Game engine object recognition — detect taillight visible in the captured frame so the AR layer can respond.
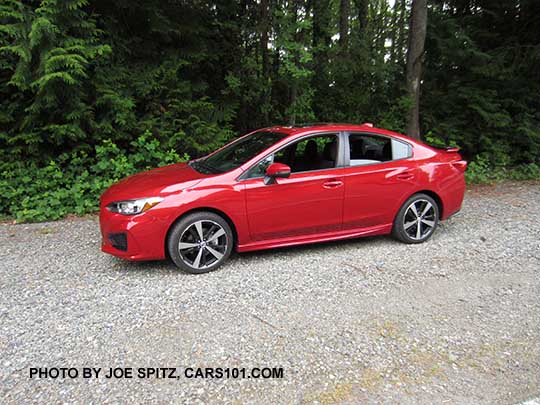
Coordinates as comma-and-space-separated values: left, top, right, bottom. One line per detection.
452, 160, 468, 172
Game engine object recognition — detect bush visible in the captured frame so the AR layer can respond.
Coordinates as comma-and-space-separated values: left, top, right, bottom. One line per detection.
464, 154, 498, 184
421, 135, 540, 184
0, 132, 189, 222
465, 154, 540, 184
2, 130, 539, 222
507, 163, 540, 181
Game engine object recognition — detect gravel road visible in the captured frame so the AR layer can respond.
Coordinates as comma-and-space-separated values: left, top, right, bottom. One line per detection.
1, 182, 539, 404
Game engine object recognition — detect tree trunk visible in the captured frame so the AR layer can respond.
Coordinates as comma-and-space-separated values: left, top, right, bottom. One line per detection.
260, 0, 270, 78
354, 0, 369, 33
397, 0, 407, 63
389, 0, 399, 63
339, 0, 350, 48
260, 0, 270, 125
375, 1, 388, 60
289, 1, 299, 126
405, 0, 427, 139
312, 0, 331, 119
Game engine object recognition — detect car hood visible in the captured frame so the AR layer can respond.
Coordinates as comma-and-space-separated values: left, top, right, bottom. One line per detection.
101, 162, 207, 204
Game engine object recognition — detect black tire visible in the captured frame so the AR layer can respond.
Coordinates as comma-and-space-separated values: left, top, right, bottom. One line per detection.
392, 193, 439, 244
167, 211, 233, 274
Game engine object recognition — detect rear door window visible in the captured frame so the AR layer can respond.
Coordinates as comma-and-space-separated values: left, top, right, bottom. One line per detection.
348, 133, 411, 166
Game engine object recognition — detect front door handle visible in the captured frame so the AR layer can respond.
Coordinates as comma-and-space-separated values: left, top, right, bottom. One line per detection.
323, 179, 344, 189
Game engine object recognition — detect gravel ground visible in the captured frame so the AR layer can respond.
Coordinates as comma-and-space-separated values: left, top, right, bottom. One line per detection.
1, 182, 539, 404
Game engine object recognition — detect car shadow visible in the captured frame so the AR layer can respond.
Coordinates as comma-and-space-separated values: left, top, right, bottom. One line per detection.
109, 234, 398, 275
237, 234, 396, 260
109, 257, 180, 275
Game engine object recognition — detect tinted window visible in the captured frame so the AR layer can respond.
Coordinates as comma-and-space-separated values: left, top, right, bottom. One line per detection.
192, 131, 288, 174
246, 134, 338, 178
348, 134, 411, 166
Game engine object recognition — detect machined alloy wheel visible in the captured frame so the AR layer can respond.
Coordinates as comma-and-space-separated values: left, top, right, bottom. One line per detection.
393, 193, 439, 244
168, 212, 233, 273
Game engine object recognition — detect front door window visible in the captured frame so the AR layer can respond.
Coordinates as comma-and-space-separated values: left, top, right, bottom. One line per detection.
246, 133, 338, 178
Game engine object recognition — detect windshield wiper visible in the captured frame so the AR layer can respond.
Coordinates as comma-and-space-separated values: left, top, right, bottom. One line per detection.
191, 159, 221, 174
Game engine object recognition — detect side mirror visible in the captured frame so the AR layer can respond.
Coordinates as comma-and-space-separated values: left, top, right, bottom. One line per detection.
264, 163, 291, 185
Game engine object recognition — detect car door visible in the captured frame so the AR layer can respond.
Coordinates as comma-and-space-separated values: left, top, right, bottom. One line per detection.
342, 132, 418, 230
241, 133, 345, 242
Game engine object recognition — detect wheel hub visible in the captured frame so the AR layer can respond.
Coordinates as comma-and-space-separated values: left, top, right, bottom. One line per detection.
403, 199, 436, 241
178, 220, 228, 270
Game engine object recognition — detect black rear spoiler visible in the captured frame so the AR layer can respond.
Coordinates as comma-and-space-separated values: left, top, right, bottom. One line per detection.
425, 142, 460, 153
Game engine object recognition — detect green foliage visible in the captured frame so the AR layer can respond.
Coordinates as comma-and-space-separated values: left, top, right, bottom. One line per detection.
273, 2, 315, 124
424, 131, 460, 149
423, 0, 540, 168
0, 132, 188, 222
465, 155, 540, 184
464, 154, 500, 184
1, 0, 539, 222
508, 164, 540, 181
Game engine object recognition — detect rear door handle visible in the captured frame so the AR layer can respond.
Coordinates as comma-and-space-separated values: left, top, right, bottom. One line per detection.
396, 171, 414, 181
323, 179, 343, 189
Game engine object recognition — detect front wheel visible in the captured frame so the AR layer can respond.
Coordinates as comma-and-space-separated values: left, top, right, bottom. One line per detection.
392, 193, 439, 244
167, 212, 233, 274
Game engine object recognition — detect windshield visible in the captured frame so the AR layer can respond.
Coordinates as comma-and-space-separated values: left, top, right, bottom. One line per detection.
191, 131, 288, 174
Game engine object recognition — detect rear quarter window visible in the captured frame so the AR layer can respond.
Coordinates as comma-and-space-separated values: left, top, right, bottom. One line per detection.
391, 139, 412, 160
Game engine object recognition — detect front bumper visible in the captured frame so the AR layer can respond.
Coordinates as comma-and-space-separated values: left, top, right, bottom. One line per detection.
99, 207, 168, 261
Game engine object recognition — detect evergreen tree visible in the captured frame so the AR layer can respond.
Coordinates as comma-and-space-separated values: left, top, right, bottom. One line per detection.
0, 0, 539, 221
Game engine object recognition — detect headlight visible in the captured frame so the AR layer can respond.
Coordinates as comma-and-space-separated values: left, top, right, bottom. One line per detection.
107, 197, 164, 215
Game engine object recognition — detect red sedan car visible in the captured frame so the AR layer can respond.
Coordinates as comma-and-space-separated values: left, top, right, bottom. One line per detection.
100, 123, 467, 273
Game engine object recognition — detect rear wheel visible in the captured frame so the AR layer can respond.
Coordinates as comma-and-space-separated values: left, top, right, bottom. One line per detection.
167, 212, 233, 274
392, 193, 439, 244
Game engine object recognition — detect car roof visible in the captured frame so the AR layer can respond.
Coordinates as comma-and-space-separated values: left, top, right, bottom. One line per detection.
259, 123, 418, 144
